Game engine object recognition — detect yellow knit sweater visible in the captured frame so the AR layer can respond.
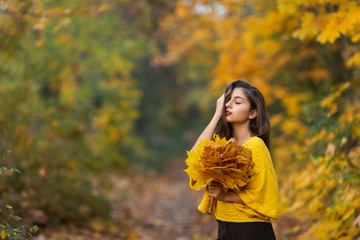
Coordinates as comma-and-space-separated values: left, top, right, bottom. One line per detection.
197, 136, 279, 223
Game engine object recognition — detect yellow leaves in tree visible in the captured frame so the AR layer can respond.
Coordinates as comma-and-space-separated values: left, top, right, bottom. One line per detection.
281, 1, 360, 45
175, 1, 192, 18
1, 230, 7, 240
185, 134, 254, 213
292, 12, 319, 40
277, 0, 298, 16
316, 14, 342, 44
164, 0, 360, 238
320, 81, 350, 117
346, 52, 360, 67
35, 38, 46, 47
351, 32, 360, 42
283, 94, 308, 117
98, 4, 108, 13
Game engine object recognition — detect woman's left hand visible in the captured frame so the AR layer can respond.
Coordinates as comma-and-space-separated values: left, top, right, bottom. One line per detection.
208, 181, 226, 201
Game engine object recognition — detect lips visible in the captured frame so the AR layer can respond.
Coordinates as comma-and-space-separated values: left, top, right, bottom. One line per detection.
225, 111, 232, 116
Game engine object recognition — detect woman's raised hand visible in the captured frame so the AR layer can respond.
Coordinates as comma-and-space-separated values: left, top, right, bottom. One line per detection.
190, 91, 230, 151
215, 91, 230, 117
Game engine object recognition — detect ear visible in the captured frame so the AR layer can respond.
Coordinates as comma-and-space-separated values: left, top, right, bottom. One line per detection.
249, 109, 257, 119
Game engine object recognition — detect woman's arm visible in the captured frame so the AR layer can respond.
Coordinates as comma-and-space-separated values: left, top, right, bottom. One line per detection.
191, 113, 221, 151
208, 181, 244, 204
223, 190, 245, 204
191, 93, 227, 151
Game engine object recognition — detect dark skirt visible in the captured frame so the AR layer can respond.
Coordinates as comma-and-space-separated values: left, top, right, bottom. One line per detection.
217, 220, 276, 240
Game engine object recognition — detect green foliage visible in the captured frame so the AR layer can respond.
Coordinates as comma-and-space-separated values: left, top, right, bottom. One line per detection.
0, 167, 38, 240
0, 0, 154, 225
0, 0, 190, 228
4, 0, 359, 238
0, 204, 39, 240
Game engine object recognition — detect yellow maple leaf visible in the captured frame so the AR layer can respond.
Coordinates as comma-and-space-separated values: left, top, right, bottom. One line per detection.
184, 134, 254, 191
0, 231, 6, 240
351, 33, 360, 43
346, 52, 360, 67
317, 27, 340, 44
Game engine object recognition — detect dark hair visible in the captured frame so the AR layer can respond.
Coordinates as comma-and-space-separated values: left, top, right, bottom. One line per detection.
214, 80, 271, 150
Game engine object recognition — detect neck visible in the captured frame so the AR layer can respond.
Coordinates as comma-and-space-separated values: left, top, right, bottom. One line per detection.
232, 122, 253, 146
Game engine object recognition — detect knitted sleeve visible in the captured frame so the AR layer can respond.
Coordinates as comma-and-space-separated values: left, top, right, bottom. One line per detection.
235, 138, 279, 219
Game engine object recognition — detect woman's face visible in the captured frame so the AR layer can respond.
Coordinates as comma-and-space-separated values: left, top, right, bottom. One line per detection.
225, 87, 257, 124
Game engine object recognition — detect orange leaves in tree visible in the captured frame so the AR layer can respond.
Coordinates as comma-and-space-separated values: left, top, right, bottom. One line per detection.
185, 134, 254, 214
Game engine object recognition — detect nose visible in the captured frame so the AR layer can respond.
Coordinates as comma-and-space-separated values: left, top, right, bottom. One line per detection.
225, 100, 231, 108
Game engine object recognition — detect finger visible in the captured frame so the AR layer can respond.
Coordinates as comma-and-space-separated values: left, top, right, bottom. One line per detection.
211, 181, 222, 187
208, 190, 216, 195
218, 93, 224, 101
209, 186, 219, 192
225, 90, 231, 97
209, 183, 219, 189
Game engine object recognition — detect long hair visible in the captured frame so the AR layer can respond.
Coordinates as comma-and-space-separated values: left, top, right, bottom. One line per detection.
214, 80, 271, 150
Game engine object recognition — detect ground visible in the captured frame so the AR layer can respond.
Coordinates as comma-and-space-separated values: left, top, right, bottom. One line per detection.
33, 158, 300, 240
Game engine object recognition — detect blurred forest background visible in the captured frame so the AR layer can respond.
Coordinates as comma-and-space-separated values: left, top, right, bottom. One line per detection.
0, 0, 359, 239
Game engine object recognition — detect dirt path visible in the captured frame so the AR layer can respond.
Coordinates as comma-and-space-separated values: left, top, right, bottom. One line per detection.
109, 158, 218, 239
33, 158, 299, 239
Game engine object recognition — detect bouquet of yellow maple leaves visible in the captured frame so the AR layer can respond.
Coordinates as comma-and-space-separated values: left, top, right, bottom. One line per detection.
185, 134, 254, 214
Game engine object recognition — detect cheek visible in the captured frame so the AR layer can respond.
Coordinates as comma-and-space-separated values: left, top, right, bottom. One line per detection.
235, 105, 250, 113
232, 106, 251, 119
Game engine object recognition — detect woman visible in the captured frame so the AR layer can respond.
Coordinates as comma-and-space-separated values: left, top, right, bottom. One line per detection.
191, 80, 279, 240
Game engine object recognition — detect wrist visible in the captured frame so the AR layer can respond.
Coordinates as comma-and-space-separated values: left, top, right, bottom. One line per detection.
213, 112, 222, 120
223, 190, 244, 204
216, 193, 226, 201
222, 192, 230, 202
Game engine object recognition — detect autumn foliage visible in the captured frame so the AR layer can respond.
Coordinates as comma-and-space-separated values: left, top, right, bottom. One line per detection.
185, 135, 254, 192
0, 0, 157, 226
185, 135, 254, 213
157, 0, 360, 238
0, 0, 359, 238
